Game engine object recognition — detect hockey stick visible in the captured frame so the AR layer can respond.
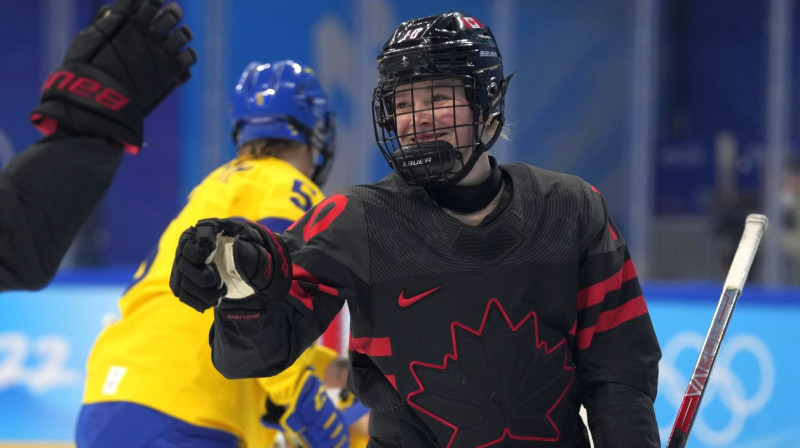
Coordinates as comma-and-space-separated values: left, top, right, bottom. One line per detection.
666, 213, 768, 448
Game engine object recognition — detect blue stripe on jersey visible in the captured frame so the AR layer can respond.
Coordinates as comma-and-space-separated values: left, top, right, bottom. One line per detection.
76, 402, 240, 447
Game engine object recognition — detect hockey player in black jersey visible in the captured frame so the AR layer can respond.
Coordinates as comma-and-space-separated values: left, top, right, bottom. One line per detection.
171, 11, 661, 448
0, 0, 195, 291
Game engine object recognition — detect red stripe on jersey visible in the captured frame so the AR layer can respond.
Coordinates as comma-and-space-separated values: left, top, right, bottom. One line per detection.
31, 114, 58, 136
289, 281, 313, 310
319, 284, 338, 296
568, 320, 576, 336
588, 186, 617, 240
293, 264, 339, 297
576, 295, 648, 350
596, 295, 648, 332
608, 224, 618, 241
576, 328, 592, 351
350, 335, 393, 357
577, 259, 637, 310
386, 374, 397, 391
289, 264, 314, 309
288, 264, 340, 310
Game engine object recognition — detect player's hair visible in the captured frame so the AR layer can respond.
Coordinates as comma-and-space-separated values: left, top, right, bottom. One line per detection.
237, 138, 306, 159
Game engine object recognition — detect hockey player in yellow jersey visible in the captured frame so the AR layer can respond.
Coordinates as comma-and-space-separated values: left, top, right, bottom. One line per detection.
76, 60, 367, 448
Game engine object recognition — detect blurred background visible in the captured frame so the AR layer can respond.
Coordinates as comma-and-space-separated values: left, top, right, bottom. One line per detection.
1, 0, 799, 446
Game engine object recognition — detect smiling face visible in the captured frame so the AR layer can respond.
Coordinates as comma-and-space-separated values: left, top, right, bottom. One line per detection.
393, 78, 475, 156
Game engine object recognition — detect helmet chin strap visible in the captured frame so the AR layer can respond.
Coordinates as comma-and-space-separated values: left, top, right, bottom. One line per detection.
424, 156, 503, 213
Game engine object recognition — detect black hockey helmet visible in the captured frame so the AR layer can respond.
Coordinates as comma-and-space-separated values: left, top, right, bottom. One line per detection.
372, 11, 508, 186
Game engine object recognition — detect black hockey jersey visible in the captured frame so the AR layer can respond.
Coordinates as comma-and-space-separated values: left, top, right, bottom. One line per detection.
0, 133, 123, 291
211, 163, 662, 447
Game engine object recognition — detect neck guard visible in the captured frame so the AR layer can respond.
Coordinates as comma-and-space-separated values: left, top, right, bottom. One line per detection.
424, 157, 503, 213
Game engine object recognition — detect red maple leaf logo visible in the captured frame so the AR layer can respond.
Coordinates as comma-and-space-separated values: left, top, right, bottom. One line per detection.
407, 298, 575, 447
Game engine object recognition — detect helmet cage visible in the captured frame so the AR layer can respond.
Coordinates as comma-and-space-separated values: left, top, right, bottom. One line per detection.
374, 74, 497, 186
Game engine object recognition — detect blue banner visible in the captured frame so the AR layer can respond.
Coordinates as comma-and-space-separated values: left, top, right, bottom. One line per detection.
1, 281, 799, 446
0, 284, 122, 441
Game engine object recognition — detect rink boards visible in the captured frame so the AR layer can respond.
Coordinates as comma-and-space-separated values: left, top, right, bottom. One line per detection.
0, 274, 798, 448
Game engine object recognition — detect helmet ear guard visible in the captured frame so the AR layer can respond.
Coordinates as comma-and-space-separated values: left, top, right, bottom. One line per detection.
478, 71, 514, 148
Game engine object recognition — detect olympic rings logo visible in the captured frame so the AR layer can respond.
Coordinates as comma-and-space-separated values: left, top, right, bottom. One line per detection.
658, 332, 775, 446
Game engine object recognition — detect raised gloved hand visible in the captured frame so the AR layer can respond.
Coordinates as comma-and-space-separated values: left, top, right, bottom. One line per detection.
262, 369, 351, 448
30, 0, 196, 153
170, 218, 292, 312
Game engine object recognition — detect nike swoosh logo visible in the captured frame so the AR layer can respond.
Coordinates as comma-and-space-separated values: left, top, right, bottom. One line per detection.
398, 286, 442, 307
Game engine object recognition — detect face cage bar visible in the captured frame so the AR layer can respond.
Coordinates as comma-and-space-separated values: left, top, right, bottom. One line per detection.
372, 74, 491, 186
308, 112, 336, 186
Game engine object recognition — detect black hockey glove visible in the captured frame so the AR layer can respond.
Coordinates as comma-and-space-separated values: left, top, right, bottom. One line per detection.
170, 218, 293, 313
30, 0, 196, 153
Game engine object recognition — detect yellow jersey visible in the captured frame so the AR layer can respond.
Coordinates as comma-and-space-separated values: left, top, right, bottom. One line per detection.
82, 156, 325, 447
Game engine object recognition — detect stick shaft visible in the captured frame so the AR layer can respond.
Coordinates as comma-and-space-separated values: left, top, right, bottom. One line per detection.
666, 214, 768, 448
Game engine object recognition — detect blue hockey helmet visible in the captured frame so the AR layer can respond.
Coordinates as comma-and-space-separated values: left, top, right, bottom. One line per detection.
229, 60, 335, 186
